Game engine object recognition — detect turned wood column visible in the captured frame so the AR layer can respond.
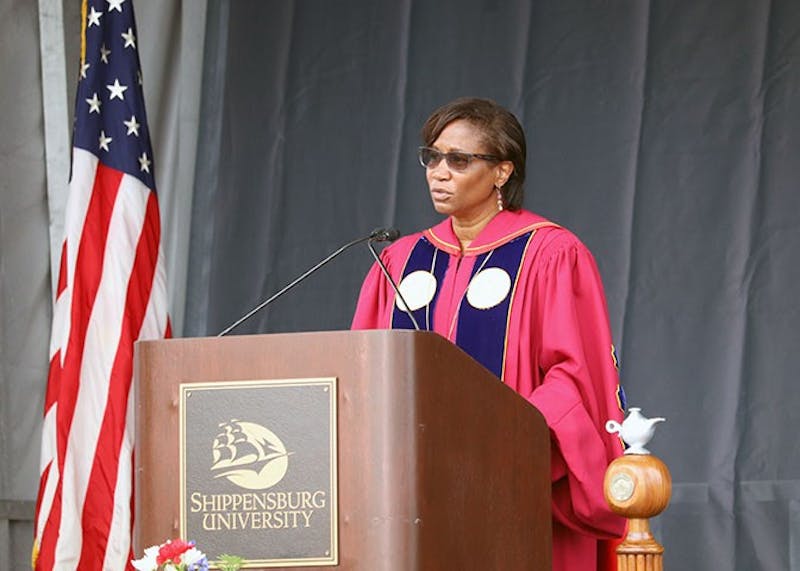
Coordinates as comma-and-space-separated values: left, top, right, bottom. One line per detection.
603, 407, 672, 571
604, 452, 671, 571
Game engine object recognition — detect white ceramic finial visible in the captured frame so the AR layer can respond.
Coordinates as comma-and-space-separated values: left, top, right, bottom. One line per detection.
605, 407, 666, 455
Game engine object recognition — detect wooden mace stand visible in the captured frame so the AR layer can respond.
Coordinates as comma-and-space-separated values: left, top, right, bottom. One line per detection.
604, 453, 672, 571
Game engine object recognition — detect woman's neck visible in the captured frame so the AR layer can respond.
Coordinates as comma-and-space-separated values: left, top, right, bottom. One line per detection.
451, 208, 500, 252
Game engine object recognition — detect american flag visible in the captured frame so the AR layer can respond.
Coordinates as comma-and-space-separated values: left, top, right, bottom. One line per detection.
33, 0, 169, 569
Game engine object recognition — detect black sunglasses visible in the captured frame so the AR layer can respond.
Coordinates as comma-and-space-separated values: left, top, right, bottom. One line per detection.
418, 146, 501, 172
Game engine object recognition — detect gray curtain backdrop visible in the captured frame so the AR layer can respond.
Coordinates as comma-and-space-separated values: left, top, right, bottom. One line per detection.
0, 2, 52, 565
186, 1, 800, 569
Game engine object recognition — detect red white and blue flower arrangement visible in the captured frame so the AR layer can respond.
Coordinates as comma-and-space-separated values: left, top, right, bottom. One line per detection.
132, 539, 244, 571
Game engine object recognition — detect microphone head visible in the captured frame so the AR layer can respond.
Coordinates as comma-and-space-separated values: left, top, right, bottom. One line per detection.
370, 228, 401, 242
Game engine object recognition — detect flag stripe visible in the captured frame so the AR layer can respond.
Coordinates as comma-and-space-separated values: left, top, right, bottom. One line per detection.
36, 386, 60, 538
100, 388, 135, 571
57, 241, 68, 297
53, 162, 127, 567
140, 225, 169, 341
43, 352, 62, 428
57, 168, 149, 565
35, 455, 55, 538
58, 160, 123, 468
78, 187, 160, 569
38, 158, 122, 570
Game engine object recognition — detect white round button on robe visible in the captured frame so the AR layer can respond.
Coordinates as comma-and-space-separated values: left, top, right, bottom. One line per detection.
396, 270, 437, 312
466, 267, 512, 310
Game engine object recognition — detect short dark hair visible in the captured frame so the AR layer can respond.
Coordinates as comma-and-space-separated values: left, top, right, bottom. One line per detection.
421, 97, 526, 211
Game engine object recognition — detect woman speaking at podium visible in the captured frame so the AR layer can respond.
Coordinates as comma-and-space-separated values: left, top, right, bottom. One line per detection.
352, 97, 626, 570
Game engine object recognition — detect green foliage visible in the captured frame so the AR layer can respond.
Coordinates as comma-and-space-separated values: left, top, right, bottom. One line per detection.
216, 554, 245, 571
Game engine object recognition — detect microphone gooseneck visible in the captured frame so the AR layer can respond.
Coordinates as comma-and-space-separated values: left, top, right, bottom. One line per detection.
217, 228, 401, 336
366, 240, 421, 331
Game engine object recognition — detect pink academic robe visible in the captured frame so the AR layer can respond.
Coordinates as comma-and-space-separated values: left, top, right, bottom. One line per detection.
352, 209, 626, 571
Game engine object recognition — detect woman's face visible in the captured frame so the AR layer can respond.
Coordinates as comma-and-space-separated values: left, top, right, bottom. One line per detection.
425, 120, 512, 221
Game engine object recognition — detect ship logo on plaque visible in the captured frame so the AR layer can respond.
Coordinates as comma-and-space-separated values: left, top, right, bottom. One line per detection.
211, 419, 291, 490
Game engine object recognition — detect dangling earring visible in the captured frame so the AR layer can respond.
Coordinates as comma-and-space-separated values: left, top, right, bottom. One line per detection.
495, 185, 504, 212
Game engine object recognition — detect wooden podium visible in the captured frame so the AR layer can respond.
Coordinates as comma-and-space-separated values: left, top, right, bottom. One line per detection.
134, 330, 551, 569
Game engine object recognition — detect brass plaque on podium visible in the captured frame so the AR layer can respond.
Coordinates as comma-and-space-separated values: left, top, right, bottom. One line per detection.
179, 378, 338, 567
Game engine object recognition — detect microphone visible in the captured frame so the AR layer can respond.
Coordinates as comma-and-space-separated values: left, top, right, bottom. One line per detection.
371, 228, 400, 242
217, 228, 400, 336
366, 240, 421, 331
